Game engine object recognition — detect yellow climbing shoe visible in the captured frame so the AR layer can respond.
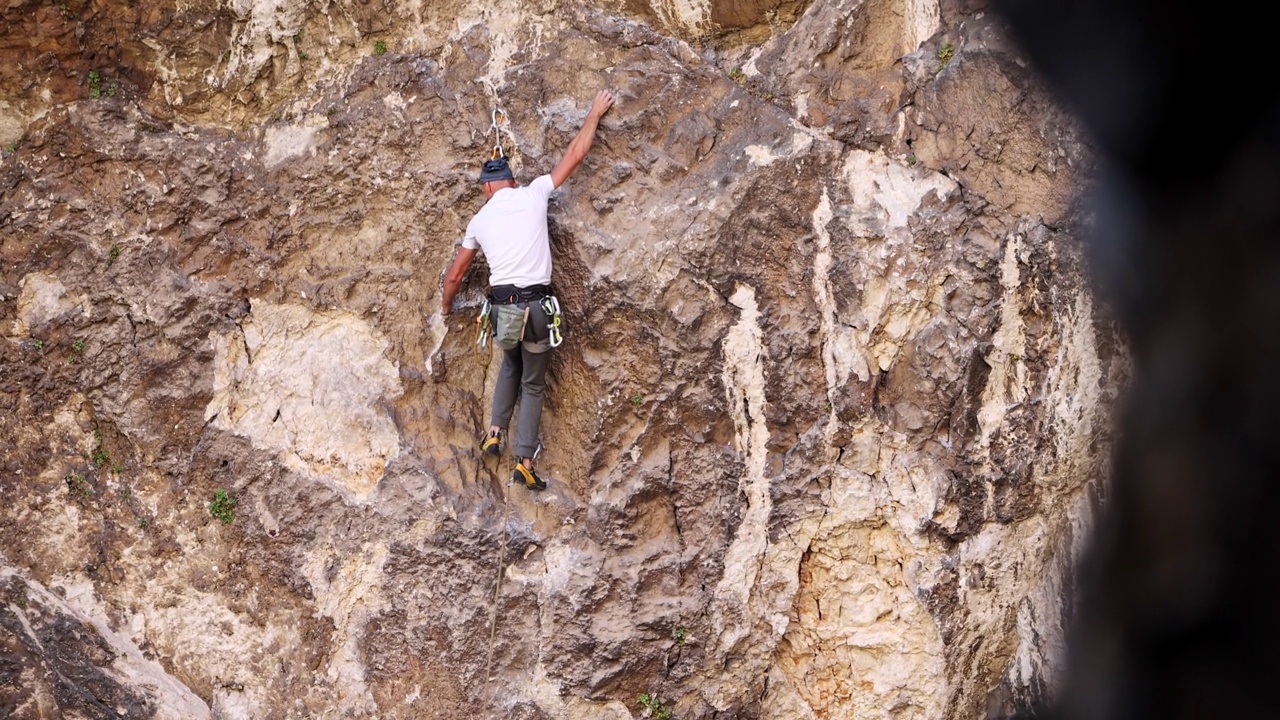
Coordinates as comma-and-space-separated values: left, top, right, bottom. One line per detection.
481, 430, 502, 457
513, 462, 546, 491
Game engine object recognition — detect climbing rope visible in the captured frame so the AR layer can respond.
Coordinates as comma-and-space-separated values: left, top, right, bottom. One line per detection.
482, 467, 513, 687
478, 104, 518, 688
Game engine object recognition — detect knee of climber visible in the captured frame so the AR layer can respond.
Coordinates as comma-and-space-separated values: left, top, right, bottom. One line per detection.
521, 377, 546, 397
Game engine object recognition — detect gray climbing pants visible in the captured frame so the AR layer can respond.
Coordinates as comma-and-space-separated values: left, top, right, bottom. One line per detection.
490, 299, 552, 459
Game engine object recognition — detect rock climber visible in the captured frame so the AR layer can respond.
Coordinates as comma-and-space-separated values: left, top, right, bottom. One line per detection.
440, 88, 615, 491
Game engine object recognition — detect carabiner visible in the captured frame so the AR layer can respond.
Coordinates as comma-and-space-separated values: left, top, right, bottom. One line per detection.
540, 296, 563, 348
490, 108, 507, 159
476, 298, 492, 349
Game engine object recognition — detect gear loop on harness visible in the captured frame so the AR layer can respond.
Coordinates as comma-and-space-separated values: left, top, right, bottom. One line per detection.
540, 296, 563, 348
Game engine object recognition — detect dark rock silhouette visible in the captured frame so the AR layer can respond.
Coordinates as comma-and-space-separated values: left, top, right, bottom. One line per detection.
996, 1, 1280, 717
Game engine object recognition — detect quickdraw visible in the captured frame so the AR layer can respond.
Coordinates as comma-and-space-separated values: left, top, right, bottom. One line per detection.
540, 296, 563, 348
489, 108, 506, 160
476, 297, 492, 349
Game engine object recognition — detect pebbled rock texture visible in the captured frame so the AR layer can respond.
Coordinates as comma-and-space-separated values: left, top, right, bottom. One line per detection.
1, 0, 1124, 718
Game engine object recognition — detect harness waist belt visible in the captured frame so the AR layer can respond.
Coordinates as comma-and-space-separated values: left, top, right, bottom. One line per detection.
490, 284, 553, 304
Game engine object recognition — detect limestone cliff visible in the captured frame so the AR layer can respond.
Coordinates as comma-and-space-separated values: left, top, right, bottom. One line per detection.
0, 1, 1123, 718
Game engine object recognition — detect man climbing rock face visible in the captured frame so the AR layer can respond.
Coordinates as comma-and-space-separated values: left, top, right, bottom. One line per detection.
441, 88, 615, 491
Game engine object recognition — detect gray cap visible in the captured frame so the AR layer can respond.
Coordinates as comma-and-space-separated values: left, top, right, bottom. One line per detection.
479, 157, 514, 182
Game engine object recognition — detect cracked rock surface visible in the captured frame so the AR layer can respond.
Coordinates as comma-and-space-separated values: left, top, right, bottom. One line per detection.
1, 0, 1124, 718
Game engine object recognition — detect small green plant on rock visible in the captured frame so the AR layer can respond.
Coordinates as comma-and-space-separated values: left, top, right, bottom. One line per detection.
107, 243, 121, 266
728, 67, 746, 86
629, 393, 644, 406
91, 431, 109, 468
675, 627, 687, 646
65, 473, 91, 498
374, 40, 387, 56
24, 337, 43, 351
638, 693, 672, 720
67, 338, 85, 364
938, 42, 954, 68
210, 488, 237, 524
87, 70, 118, 99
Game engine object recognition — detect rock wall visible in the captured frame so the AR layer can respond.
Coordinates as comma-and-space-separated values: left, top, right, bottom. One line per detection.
0, 1, 1124, 718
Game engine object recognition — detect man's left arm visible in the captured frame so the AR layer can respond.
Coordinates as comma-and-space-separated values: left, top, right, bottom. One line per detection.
550, 89, 615, 189
441, 247, 477, 315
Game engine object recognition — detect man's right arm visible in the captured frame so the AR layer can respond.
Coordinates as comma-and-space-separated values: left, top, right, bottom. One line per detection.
550, 89, 615, 188
441, 246, 477, 316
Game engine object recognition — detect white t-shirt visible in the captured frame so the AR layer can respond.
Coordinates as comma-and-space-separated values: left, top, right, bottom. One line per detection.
462, 174, 555, 287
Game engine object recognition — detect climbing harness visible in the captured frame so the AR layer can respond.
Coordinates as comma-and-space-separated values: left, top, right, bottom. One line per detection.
540, 296, 563, 348
489, 108, 506, 159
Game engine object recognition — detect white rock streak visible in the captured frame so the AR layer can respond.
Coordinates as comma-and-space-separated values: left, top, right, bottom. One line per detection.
211, 0, 306, 92
654, 0, 711, 33
300, 541, 389, 716
904, 0, 941, 52
712, 283, 771, 653
844, 149, 955, 236
745, 127, 817, 167
1047, 290, 1103, 475
0, 568, 212, 720
840, 150, 957, 380
205, 300, 403, 502
424, 312, 447, 376
452, 2, 545, 94
811, 187, 859, 402
977, 235, 1030, 445
262, 116, 328, 169
12, 272, 79, 335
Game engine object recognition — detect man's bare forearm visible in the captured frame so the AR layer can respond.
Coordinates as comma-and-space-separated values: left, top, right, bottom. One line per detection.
441, 247, 477, 315
551, 89, 615, 187
564, 113, 602, 166
441, 276, 463, 315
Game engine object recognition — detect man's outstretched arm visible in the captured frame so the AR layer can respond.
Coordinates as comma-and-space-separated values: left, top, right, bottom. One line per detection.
441, 247, 477, 316
550, 89, 615, 188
